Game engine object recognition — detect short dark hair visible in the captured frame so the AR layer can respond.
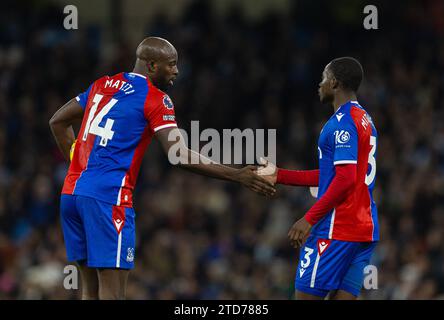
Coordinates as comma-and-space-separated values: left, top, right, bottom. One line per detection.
328, 57, 364, 92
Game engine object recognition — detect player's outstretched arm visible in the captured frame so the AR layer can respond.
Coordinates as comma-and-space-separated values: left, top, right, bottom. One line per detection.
256, 157, 319, 187
155, 127, 276, 197
49, 98, 84, 161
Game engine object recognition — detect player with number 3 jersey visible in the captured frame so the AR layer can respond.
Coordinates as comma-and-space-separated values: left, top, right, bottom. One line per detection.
258, 57, 378, 300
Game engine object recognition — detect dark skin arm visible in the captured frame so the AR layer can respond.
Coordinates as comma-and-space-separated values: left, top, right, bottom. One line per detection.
155, 127, 276, 197
49, 100, 276, 196
49, 98, 84, 161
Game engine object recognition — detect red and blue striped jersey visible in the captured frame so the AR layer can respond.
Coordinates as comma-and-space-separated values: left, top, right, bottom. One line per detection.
62, 72, 177, 207
311, 101, 379, 242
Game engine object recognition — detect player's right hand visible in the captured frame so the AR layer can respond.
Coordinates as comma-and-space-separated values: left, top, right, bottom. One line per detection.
255, 157, 277, 185
237, 165, 276, 197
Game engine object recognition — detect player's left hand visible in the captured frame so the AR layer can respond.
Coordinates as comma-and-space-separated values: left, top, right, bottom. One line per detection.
288, 217, 312, 248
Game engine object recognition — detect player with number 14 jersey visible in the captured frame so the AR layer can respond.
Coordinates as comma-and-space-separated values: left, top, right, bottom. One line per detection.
50, 37, 276, 299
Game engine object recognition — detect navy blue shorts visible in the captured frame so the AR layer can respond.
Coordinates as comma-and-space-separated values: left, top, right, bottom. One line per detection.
60, 194, 135, 269
295, 235, 377, 298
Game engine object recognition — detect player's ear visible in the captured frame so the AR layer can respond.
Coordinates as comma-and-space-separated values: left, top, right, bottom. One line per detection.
147, 61, 157, 73
331, 77, 339, 90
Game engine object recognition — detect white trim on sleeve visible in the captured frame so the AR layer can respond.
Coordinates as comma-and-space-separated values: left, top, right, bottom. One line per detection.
153, 123, 177, 132
75, 96, 80, 101
333, 160, 357, 165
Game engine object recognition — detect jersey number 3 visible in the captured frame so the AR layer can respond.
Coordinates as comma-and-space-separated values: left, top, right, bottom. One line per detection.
365, 136, 377, 186
82, 94, 117, 146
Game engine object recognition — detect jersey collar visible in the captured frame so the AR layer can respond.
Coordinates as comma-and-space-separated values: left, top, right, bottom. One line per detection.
128, 72, 147, 79
335, 100, 359, 114
127, 72, 155, 87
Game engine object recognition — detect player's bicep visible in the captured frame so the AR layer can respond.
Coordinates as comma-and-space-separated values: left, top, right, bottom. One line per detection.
332, 121, 358, 165
155, 127, 187, 158
49, 98, 84, 126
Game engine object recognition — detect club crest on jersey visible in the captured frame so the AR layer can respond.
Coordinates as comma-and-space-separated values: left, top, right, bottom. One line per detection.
334, 130, 350, 144
317, 239, 331, 256
163, 95, 174, 110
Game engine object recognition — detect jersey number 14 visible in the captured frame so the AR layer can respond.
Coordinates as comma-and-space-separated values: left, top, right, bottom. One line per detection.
82, 94, 117, 146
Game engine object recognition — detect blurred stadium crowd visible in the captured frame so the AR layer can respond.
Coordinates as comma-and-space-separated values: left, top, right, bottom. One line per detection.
1, 0, 444, 299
